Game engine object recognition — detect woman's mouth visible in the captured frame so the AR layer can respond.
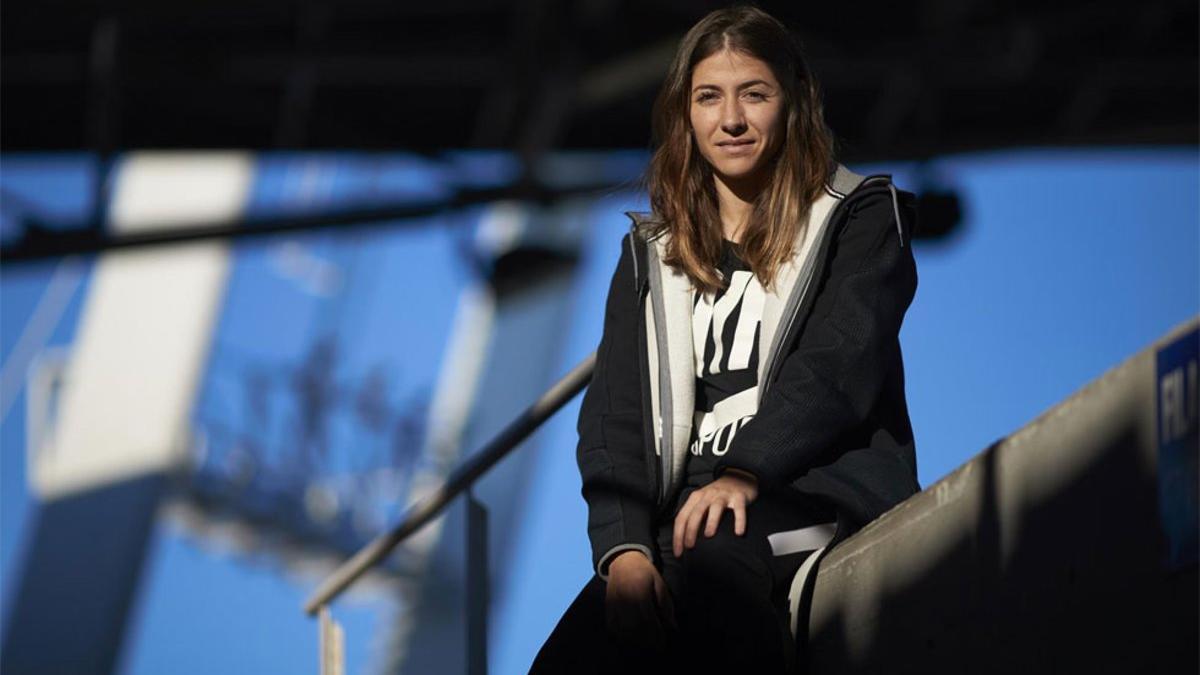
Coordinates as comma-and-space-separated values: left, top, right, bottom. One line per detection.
717, 139, 755, 155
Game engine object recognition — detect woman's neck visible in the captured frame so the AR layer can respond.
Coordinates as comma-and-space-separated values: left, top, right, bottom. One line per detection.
713, 171, 766, 244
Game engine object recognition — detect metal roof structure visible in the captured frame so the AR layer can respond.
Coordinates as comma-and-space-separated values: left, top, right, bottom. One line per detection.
3, 0, 1197, 160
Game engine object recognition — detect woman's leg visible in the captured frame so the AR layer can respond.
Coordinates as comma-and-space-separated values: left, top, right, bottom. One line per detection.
658, 489, 836, 674
530, 574, 676, 675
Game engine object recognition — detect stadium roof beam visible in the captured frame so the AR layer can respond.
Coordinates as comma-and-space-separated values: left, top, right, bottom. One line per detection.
1, 0, 1194, 154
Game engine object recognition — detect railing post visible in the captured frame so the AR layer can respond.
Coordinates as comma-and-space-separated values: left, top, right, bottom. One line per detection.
465, 488, 488, 675
302, 354, 596, 672
318, 605, 345, 675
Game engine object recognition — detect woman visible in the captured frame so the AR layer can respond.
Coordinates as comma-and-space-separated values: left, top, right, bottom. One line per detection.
532, 6, 919, 674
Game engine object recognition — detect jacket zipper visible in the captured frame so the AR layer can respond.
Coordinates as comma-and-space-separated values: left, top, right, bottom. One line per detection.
758, 224, 838, 400
758, 182, 896, 400
625, 176, 900, 508
628, 229, 666, 509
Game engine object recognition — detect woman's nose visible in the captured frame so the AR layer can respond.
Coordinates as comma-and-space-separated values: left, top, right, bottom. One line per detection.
721, 102, 747, 135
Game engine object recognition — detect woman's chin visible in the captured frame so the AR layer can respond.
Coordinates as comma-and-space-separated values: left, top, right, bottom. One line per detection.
711, 161, 767, 185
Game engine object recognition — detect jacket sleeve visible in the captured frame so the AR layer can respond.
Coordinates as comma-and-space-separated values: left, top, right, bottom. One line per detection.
576, 231, 657, 579
714, 189, 918, 492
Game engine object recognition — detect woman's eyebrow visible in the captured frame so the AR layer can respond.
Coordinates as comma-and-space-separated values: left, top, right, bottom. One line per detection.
691, 79, 774, 92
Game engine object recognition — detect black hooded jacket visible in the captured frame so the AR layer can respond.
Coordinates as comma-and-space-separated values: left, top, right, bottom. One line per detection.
576, 167, 920, 578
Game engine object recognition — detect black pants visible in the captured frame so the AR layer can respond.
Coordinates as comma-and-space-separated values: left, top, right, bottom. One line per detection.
530, 487, 836, 675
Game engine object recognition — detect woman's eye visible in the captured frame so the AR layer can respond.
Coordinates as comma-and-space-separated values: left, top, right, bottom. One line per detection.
696, 92, 718, 103
744, 91, 767, 101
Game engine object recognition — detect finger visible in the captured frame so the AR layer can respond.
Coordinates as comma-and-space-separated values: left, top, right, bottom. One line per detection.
685, 499, 708, 550
673, 500, 694, 557
678, 488, 699, 515
604, 597, 626, 640
672, 504, 688, 557
637, 594, 665, 649
703, 501, 724, 537
606, 585, 643, 639
604, 587, 625, 627
610, 603, 646, 649
661, 594, 678, 634
654, 572, 678, 633
733, 498, 746, 536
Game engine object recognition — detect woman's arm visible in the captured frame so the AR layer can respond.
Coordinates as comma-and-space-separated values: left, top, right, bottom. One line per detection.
577, 232, 658, 579
713, 188, 919, 493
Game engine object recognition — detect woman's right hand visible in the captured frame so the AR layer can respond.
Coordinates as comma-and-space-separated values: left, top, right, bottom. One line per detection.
604, 550, 676, 651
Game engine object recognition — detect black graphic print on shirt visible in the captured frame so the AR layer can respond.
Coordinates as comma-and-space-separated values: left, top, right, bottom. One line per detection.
687, 240, 764, 484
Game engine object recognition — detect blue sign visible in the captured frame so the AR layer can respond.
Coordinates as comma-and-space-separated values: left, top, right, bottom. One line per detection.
1156, 324, 1199, 570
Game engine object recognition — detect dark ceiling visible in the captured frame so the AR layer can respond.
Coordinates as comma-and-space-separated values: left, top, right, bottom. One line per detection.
2, 0, 1197, 161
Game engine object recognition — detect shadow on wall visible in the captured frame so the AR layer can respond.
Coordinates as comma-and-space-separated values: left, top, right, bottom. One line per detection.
809, 422, 1198, 675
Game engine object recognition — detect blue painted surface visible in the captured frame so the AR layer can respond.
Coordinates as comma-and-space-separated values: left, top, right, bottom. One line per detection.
491, 148, 1200, 674
0, 148, 1196, 674
1155, 325, 1199, 570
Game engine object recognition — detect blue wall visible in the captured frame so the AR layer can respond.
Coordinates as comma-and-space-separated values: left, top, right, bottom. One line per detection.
1, 148, 1196, 674
490, 148, 1199, 674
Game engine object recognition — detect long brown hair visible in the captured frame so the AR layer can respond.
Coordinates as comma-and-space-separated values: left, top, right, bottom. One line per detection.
642, 5, 835, 295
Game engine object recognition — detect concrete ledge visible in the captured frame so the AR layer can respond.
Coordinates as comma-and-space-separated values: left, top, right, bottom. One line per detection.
809, 317, 1199, 674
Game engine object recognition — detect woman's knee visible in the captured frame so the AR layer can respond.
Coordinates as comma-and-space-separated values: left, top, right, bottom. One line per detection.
681, 519, 772, 593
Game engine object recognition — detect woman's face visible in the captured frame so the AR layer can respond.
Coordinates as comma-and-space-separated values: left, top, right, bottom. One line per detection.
689, 48, 785, 186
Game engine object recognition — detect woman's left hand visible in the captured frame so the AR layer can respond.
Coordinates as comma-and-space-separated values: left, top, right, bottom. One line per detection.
672, 469, 759, 558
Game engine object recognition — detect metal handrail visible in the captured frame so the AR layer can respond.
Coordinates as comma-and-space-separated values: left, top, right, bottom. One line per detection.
303, 351, 597, 615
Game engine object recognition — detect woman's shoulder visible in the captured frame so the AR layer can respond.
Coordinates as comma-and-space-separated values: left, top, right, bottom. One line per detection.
622, 210, 667, 244
830, 169, 917, 249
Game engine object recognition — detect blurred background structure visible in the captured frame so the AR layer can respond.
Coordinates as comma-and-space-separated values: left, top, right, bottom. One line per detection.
1, 1, 1197, 674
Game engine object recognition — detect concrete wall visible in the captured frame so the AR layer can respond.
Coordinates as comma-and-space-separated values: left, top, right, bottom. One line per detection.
809, 318, 1198, 674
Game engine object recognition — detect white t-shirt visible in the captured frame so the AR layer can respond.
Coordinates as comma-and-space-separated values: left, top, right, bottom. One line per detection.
686, 239, 765, 486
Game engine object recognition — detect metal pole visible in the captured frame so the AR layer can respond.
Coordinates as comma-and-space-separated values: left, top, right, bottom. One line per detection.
303, 351, 595, 615
466, 490, 488, 675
